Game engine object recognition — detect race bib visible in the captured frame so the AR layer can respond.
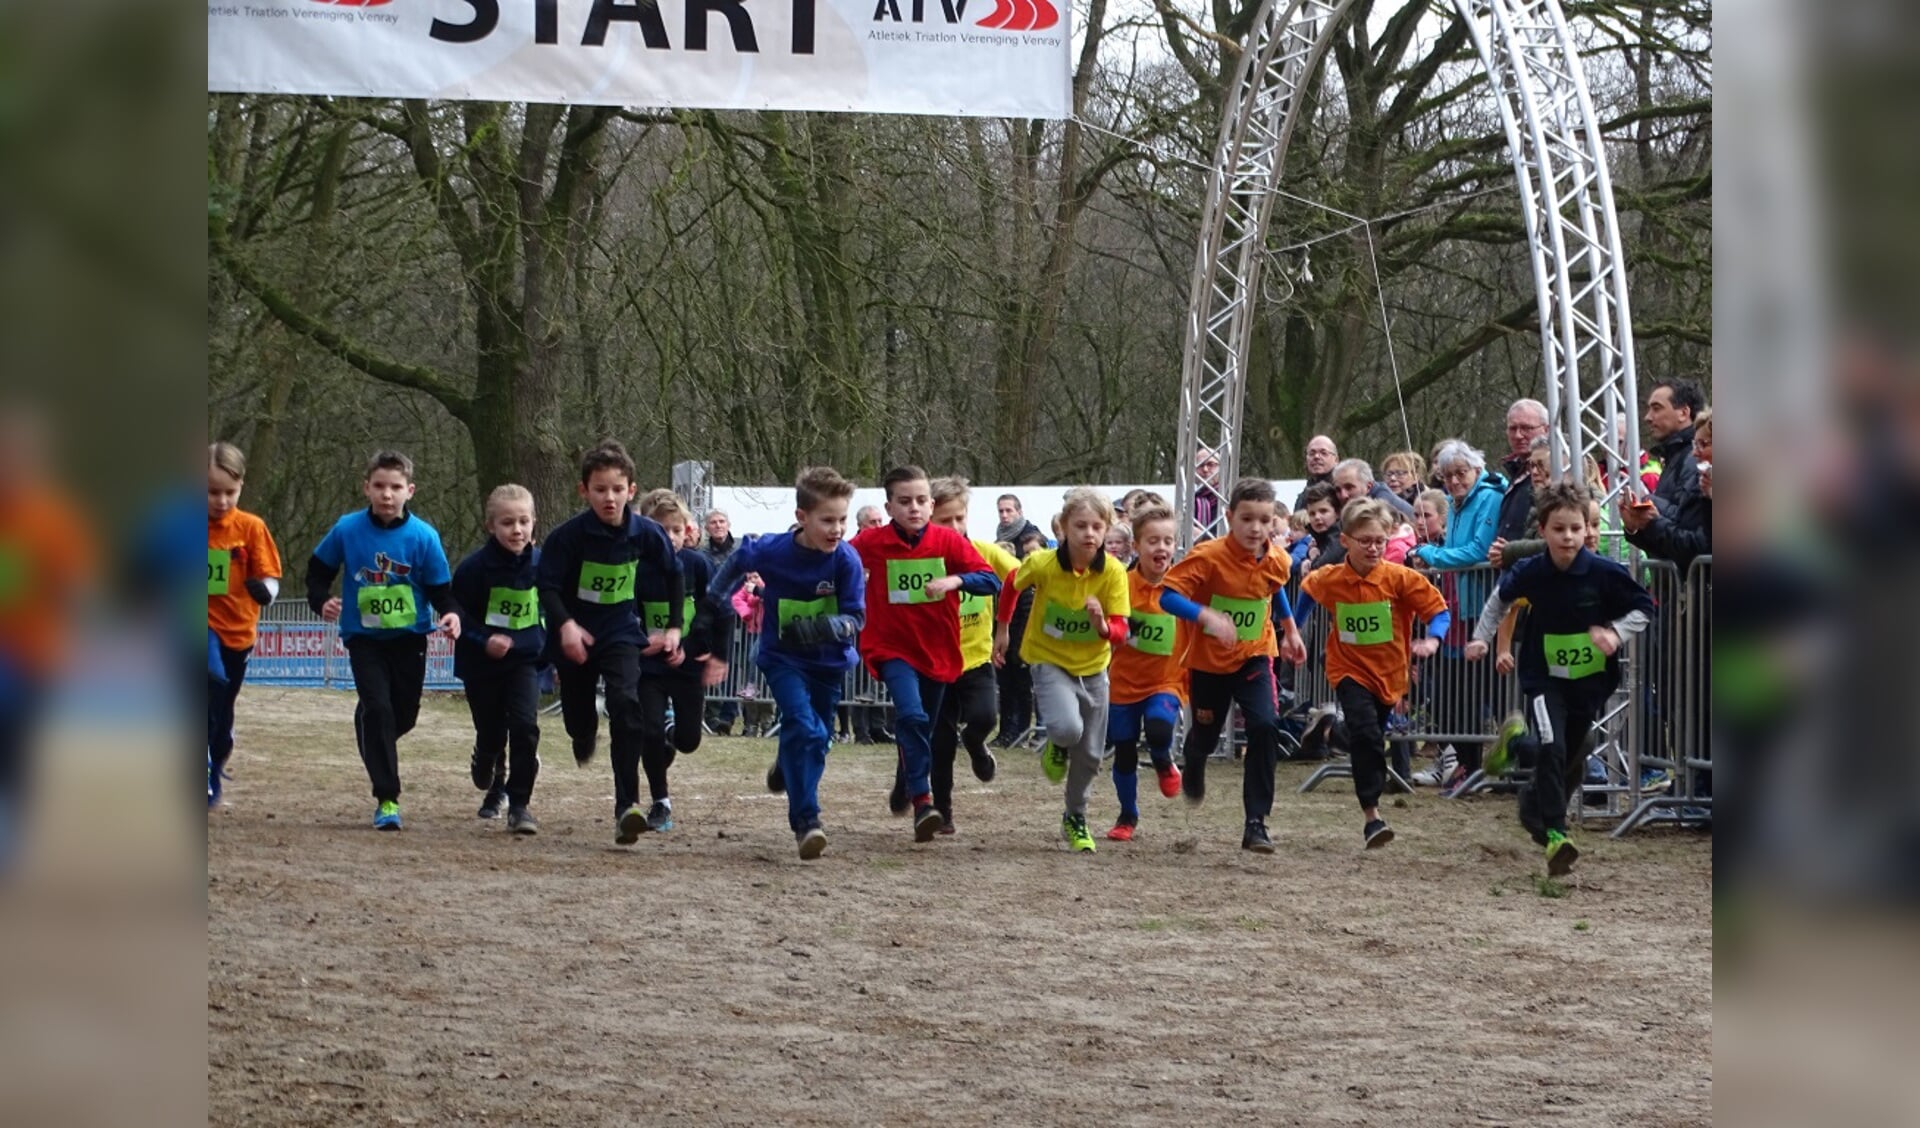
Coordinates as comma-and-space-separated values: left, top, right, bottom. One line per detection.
957, 590, 988, 629
777, 594, 838, 633
642, 597, 696, 634
208, 548, 231, 596
0, 544, 26, 608
576, 559, 635, 604
1209, 594, 1268, 642
1041, 600, 1096, 642
1336, 600, 1393, 646
1544, 632, 1604, 679
1128, 611, 1176, 656
357, 583, 417, 630
887, 557, 946, 604
485, 586, 539, 630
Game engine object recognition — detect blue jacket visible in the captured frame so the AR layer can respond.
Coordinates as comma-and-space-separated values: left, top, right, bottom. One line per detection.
1407, 470, 1505, 618
451, 539, 544, 681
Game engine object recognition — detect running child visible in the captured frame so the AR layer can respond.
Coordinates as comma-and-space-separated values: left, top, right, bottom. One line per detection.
1466, 482, 1653, 875
1163, 476, 1309, 853
631, 488, 729, 833
1296, 498, 1452, 848
912, 476, 1018, 835
708, 467, 865, 859
536, 441, 682, 845
1102, 502, 1237, 841
451, 484, 544, 832
853, 466, 999, 844
306, 450, 459, 830
207, 441, 282, 808
991, 488, 1130, 852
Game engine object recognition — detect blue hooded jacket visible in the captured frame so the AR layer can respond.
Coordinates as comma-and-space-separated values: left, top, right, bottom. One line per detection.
1408, 469, 1506, 615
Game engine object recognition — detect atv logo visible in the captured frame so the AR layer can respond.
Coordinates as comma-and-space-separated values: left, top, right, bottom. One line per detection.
356, 552, 414, 586
871, 0, 1058, 32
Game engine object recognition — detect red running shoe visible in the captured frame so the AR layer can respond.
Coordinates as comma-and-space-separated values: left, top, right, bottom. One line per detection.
1105, 821, 1136, 842
1155, 763, 1182, 799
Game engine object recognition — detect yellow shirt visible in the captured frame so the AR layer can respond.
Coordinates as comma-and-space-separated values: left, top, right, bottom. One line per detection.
1006, 548, 1130, 677
957, 538, 1020, 671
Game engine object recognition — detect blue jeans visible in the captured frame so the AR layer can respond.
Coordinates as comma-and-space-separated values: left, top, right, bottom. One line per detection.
760, 653, 844, 835
877, 658, 947, 802
1108, 692, 1183, 769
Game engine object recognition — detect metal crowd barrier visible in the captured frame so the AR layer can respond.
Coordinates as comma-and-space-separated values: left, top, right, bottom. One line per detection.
1612, 555, 1712, 835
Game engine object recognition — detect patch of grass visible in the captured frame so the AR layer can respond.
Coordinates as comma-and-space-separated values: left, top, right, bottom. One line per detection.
1235, 916, 1266, 932
1534, 875, 1568, 899
1489, 882, 1505, 898
1573, 920, 1590, 932
868, 857, 904, 871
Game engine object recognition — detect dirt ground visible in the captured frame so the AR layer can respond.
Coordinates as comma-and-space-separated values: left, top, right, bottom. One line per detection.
208, 688, 1712, 1127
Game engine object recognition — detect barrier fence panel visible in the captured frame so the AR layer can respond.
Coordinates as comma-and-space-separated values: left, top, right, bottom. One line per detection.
1613, 555, 1711, 835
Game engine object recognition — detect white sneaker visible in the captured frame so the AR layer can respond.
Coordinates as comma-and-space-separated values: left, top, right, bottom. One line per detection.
1412, 745, 1457, 786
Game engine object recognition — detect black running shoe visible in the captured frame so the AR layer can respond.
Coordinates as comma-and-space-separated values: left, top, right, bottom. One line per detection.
797, 819, 828, 860
968, 745, 998, 783
913, 803, 943, 843
478, 785, 505, 819
1363, 818, 1395, 849
644, 801, 674, 833
1241, 820, 1275, 853
469, 745, 494, 790
506, 807, 538, 835
765, 758, 786, 794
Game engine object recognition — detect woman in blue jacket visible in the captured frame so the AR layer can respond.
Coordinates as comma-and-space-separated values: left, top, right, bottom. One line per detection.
1405, 438, 1506, 791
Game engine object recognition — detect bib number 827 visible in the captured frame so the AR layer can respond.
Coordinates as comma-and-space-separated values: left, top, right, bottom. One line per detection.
590, 573, 628, 593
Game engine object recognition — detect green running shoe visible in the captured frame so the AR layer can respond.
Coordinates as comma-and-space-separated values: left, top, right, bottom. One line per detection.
1545, 829, 1579, 876
1041, 740, 1069, 784
1485, 711, 1526, 778
373, 800, 402, 831
615, 804, 647, 845
1060, 813, 1096, 854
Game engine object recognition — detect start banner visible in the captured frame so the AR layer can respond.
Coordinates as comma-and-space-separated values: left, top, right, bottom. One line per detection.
208, 0, 1073, 119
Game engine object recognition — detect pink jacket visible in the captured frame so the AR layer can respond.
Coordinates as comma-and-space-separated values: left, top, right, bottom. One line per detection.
730, 583, 764, 635
1384, 525, 1417, 565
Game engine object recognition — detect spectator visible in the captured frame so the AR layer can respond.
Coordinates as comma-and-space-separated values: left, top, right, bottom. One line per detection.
1381, 450, 1427, 507
1193, 447, 1225, 535
1293, 435, 1339, 510
1495, 398, 1550, 544
994, 494, 1043, 546
1105, 522, 1135, 567
1332, 457, 1414, 519
701, 509, 737, 565
1291, 482, 1340, 569
856, 504, 886, 532
1624, 406, 1711, 567
700, 509, 742, 736
1632, 378, 1704, 517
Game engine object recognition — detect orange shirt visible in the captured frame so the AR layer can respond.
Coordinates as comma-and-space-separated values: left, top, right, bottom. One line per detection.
207, 508, 283, 650
1163, 535, 1291, 674
0, 485, 95, 679
1299, 559, 1449, 705
1108, 569, 1189, 705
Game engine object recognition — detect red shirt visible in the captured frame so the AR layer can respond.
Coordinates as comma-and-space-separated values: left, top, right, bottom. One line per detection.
852, 521, 989, 682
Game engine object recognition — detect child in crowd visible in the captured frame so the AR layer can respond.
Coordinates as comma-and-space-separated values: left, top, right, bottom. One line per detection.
536, 441, 681, 846
1104, 522, 1135, 568
911, 476, 1019, 834
1466, 483, 1654, 875
853, 466, 1000, 844
1164, 477, 1309, 853
451, 484, 544, 832
1297, 499, 1452, 848
709, 467, 866, 859
631, 489, 728, 833
1291, 482, 1339, 569
306, 450, 460, 830
993, 489, 1134, 852
206, 442, 282, 809
1102, 503, 1235, 841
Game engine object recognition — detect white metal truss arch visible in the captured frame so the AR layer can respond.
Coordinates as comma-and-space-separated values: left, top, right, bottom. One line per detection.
1176, 0, 1642, 544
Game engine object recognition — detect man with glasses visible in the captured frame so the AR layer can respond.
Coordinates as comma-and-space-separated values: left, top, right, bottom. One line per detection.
1293, 435, 1340, 511
1496, 399, 1550, 548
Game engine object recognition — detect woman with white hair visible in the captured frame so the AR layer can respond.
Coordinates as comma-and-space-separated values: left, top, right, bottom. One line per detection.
1405, 438, 1507, 794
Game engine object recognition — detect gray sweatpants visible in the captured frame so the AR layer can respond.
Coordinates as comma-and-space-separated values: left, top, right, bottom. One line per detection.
1031, 662, 1111, 817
